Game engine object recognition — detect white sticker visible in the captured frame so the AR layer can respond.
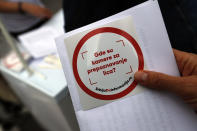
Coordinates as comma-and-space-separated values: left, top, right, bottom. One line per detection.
73, 27, 144, 100
64, 16, 146, 110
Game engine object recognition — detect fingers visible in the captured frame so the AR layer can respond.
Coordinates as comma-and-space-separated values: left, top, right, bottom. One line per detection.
134, 70, 186, 94
172, 49, 197, 76
173, 49, 189, 74
173, 49, 187, 57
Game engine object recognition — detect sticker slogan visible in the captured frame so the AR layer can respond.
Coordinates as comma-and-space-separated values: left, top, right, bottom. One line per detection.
73, 27, 144, 100
87, 48, 128, 76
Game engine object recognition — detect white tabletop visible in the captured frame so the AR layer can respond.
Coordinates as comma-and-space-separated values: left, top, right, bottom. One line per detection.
0, 9, 67, 98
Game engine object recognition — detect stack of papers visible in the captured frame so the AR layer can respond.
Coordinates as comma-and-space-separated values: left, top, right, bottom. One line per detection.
19, 27, 59, 58
56, 0, 197, 131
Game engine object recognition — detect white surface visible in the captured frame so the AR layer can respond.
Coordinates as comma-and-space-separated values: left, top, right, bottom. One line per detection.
1, 10, 66, 97
19, 27, 59, 58
0, 52, 67, 98
19, 9, 64, 58
76, 92, 197, 131
56, 0, 197, 131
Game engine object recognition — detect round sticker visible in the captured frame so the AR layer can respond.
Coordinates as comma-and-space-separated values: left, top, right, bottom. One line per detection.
73, 27, 144, 100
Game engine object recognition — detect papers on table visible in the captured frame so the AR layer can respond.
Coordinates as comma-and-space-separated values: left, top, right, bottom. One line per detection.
38, 55, 62, 69
56, 0, 197, 131
2, 51, 31, 72
19, 27, 59, 58
18, 9, 64, 59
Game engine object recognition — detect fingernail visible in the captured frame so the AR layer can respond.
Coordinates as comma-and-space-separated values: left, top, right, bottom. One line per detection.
134, 71, 148, 82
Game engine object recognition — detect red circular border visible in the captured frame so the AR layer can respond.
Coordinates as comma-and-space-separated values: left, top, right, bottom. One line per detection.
73, 27, 144, 100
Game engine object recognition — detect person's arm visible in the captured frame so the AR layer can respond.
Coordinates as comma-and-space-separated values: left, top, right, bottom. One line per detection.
0, 0, 19, 13
0, 0, 52, 18
134, 49, 197, 110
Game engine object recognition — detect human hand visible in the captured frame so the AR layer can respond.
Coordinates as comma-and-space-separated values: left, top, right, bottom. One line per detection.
134, 49, 197, 110
21, 2, 52, 19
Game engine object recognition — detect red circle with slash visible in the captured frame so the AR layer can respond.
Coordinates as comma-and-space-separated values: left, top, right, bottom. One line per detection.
73, 27, 144, 100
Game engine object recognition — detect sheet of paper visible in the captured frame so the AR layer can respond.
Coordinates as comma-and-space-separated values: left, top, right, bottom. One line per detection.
63, 16, 147, 110
19, 27, 58, 58
76, 91, 197, 131
56, 0, 197, 130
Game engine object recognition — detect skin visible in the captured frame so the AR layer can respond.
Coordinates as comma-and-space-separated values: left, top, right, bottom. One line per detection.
22, 2, 52, 19
134, 49, 197, 110
0, 0, 52, 19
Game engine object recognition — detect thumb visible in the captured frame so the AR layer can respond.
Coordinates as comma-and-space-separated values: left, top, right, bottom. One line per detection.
134, 70, 186, 94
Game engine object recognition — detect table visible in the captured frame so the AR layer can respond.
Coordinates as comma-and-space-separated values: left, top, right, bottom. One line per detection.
0, 10, 79, 131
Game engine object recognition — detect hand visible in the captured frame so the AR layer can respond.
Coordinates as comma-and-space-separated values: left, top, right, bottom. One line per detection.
134, 49, 197, 110
22, 2, 52, 19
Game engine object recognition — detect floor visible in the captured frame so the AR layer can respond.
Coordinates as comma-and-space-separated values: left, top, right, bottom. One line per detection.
0, 0, 62, 131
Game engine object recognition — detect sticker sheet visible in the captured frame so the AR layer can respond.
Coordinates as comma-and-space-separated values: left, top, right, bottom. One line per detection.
64, 16, 147, 110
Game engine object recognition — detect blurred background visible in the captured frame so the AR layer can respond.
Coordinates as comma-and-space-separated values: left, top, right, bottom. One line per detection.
0, 0, 68, 131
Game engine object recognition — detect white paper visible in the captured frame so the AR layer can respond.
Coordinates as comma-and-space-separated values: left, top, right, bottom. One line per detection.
19, 27, 58, 58
56, 0, 197, 131
76, 91, 197, 131
63, 16, 147, 110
